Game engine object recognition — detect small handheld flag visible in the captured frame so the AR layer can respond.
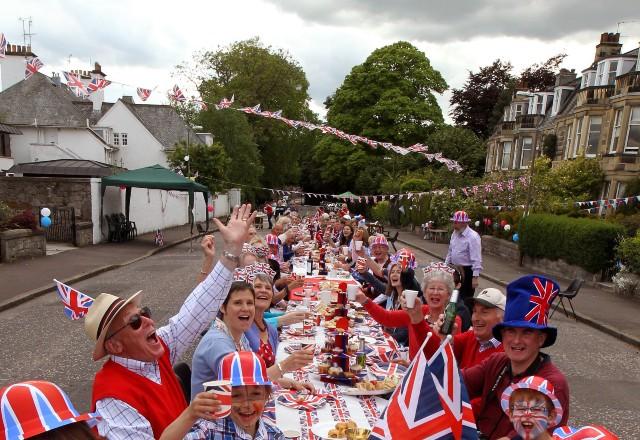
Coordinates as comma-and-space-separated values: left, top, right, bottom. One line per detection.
53, 279, 94, 320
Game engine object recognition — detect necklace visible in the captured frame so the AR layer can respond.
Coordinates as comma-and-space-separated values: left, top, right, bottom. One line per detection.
255, 318, 266, 332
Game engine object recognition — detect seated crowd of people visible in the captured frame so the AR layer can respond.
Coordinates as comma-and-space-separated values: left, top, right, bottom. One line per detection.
0, 204, 618, 439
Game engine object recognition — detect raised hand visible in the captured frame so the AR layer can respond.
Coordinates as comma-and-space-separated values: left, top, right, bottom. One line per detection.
400, 292, 424, 325
201, 234, 215, 259
189, 391, 222, 421
213, 204, 256, 255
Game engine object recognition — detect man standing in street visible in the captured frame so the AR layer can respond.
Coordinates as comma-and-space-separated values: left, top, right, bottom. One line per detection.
445, 210, 482, 309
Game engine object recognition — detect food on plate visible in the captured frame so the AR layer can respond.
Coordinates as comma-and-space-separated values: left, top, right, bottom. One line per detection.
328, 366, 343, 377
317, 362, 330, 375
328, 420, 358, 438
355, 375, 400, 391
350, 364, 363, 375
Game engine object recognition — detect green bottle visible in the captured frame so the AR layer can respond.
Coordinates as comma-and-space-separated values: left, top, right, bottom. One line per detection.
440, 289, 459, 335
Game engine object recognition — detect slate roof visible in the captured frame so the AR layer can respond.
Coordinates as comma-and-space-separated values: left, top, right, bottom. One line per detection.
0, 123, 22, 135
8, 159, 123, 177
119, 101, 202, 150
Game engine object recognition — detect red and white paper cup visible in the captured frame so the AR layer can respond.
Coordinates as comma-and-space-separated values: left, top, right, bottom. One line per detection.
203, 380, 232, 418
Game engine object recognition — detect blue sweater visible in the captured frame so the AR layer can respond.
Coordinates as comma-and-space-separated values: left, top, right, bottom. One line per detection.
244, 321, 279, 354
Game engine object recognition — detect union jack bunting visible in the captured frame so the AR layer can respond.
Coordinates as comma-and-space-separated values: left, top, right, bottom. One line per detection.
407, 143, 429, 153
371, 335, 477, 440
169, 85, 187, 102
86, 78, 111, 94
53, 279, 94, 320
25, 57, 44, 80
552, 425, 619, 440
0, 33, 6, 58
62, 71, 87, 96
193, 100, 208, 111
136, 87, 152, 101
525, 277, 558, 325
214, 95, 234, 110
240, 104, 261, 114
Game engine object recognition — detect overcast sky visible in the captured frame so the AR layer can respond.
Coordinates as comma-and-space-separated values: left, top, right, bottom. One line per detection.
2, 0, 639, 122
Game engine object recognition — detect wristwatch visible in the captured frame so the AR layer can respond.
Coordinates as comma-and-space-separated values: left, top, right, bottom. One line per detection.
223, 250, 240, 263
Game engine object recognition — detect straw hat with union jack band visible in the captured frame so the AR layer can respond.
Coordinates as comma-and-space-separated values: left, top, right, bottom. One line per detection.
218, 351, 272, 387
84, 290, 143, 361
0, 381, 100, 440
500, 376, 563, 427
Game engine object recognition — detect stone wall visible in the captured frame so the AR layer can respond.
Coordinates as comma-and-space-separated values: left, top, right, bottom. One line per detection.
75, 221, 93, 247
481, 235, 520, 261
0, 176, 93, 220
521, 255, 600, 283
0, 229, 46, 262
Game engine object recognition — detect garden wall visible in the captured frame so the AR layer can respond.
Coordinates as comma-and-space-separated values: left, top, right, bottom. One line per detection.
0, 229, 46, 263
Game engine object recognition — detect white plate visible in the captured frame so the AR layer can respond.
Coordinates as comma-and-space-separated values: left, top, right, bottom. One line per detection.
341, 386, 395, 396
310, 421, 346, 440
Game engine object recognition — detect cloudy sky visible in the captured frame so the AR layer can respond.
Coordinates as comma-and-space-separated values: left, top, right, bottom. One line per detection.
2, 0, 639, 122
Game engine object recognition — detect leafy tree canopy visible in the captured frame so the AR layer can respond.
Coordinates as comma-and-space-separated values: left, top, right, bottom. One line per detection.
426, 125, 486, 177
167, 141, 230, 193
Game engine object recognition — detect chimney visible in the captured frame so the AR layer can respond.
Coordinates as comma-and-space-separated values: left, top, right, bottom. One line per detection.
555, 68, 577, 87
594, 32, 622, 63
51, 72, 61, 87
121, 96, 134, 104
89, 61, 107, 113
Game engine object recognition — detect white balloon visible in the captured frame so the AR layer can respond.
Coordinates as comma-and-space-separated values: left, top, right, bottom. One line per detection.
40, 207, 51, 217
504, 224, 511, 231
474, 220, 480, 227
184, 155, 190, 162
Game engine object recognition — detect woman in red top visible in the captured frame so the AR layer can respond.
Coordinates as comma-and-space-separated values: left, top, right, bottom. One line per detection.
356, 262, 461, 360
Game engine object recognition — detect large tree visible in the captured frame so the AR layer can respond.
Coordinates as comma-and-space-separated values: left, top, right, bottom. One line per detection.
450, 60, 514, 140
192, 38, 317, 188
426, 125, 486, 177
309, 41, 448, 194
167, 141, 230, 193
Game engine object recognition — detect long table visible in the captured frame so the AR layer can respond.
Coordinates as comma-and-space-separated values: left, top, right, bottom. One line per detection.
274, 276, 397, 439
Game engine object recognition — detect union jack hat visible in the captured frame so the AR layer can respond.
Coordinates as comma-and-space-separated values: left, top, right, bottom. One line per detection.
450, 210, 470, 222
390, 248, 417, 271
492, 275, 559, 347
552, 425, 619, 439
422, 262, 456, 277
265, 234, 279, 246
233, 262, 276, 284
0, 381, 100, 440
218, 351, 272, 387
371, 234, 389, 248
500, 376, 563, 427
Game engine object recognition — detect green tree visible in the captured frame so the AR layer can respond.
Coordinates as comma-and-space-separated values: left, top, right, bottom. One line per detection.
426, 125, 486, 177
190, 38, 316, 188
167, 141, 230, 193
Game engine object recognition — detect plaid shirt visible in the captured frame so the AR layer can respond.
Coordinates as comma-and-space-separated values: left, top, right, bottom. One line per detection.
95, 262, 234, 440
186, 417, 284, 440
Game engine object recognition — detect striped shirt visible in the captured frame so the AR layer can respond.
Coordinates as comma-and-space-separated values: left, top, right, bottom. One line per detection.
94, 261, 234, 440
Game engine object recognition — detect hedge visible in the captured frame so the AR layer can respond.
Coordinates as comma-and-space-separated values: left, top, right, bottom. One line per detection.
519, 214, 624, 273
616, 232, 640, 274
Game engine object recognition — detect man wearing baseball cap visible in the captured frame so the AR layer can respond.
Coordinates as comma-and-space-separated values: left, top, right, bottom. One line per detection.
445, 210, 482, 309
86, 204, 256, 439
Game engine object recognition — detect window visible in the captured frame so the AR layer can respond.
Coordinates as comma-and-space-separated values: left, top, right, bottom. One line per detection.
573, 117, 583, 157
610, 109, 622, 153
601, 181, 611, 199
607, 61, 618, 86
535, 96, 544, 114
615, 181, 626, 198
564, 123, 573, 159
515, 104, 523, 118
520, 137, 533, 168
493, 144, 501, 170
586, 116, 602, 157
624, 107, 640, 153
596, 62, 605, 85
501, 142, 512, 170
113, 132, 120, 146
0, 134, 10, 157
121, 133, 128, 146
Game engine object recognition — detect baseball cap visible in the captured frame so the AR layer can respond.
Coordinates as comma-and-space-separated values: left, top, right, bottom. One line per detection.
473, 287, 506, 311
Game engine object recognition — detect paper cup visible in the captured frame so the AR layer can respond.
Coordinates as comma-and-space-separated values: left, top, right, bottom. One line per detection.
303, 288, 312, 297
203, 380, 232, 418
403, 289, 419, 308
319, 290, 332, 305
342, 246, 349, 256
355, 241, 363, 250
346, 284, 359, 301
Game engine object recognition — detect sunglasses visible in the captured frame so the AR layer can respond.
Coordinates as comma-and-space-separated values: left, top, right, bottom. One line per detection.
106, 306, 152, 340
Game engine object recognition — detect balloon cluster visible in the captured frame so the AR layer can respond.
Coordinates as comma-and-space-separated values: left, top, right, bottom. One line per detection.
40, 207, 52, 228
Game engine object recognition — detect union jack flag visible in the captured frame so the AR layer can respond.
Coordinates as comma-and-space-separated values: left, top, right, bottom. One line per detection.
214, 95, 234, 110
137, 87, 152, 101
408, 143, 429, 153
552, 425, 619, 440
25, 57, 44, 80
193, 100, 208, 111
0, 33, 6, 58
169, 85, 187, 103
53, 279, 94, 320
525, 277, 558, 326
240, 104, 261, 114
62, 71, 87, 96
371, 335, 477, 440
86, 78, 111, 94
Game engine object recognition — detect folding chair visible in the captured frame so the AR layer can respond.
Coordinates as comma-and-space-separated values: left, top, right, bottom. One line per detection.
387, 231, 399, 252
550, 278, 583, 319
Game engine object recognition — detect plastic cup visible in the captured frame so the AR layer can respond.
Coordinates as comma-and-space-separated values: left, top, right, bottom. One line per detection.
355, 241, 363, 250
303, 318, 313, 333
342, 246, 349, 256
403, 289, 419, 308
203, 380, 232, 418
347, 284, 359, 301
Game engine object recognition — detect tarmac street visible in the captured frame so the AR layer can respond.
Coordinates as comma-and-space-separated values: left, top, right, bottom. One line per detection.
0, 234, 638, 438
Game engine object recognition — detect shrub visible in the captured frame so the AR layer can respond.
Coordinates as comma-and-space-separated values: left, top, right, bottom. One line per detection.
370, 201, 391, 224
6, 210, 38, 231
520, 213, 624, 273
616, 232, 640, 275
0, 201, 11, 224
607, 212, 640, 236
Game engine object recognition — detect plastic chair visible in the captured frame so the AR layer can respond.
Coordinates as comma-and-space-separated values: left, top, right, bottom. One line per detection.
550, 278, 583, 319
173, 362, 192, 402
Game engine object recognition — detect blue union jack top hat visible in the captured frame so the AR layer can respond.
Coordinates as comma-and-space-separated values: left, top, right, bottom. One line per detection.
492, 275, 559, 347
218, 351, 272, 387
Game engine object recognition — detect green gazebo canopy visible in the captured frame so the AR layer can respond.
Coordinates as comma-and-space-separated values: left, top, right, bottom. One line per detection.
101, 164, 209, 231
335, 191, 357, 198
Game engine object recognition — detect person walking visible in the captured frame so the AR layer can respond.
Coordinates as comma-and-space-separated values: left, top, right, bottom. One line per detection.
445, 210, 482, 309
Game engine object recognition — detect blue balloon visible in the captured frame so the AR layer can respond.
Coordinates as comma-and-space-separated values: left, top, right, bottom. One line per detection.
41, 216, 52, 228
512, 233, 519, 242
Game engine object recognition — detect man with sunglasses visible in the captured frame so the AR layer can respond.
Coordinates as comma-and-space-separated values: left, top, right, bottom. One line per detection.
85, 204, 257, 440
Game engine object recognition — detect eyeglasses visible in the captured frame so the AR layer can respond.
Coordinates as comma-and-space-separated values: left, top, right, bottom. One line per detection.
106, 306, 151, 340
512, 404, 548, 416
